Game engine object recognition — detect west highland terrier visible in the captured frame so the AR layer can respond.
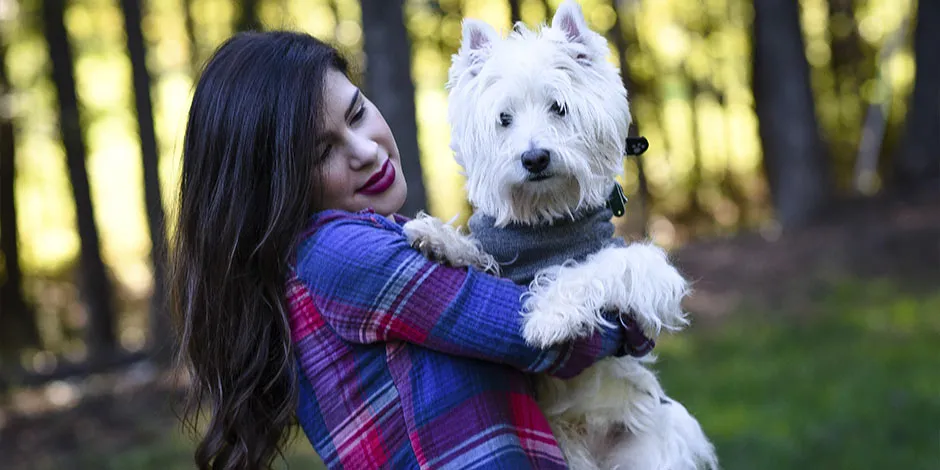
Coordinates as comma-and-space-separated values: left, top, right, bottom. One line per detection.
403, 1, 718, 469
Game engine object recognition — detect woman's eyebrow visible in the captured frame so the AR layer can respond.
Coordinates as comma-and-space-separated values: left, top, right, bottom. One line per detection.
344, 89, 361, 121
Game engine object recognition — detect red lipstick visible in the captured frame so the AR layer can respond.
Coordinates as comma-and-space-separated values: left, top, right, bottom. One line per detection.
358, 159, 395, 195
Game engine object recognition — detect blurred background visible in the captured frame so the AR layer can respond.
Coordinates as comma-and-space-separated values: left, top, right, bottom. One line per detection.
0, 0, 938, 468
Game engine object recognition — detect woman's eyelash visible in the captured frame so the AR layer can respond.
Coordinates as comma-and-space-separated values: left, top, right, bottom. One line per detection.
318, 102, 365, 159
319, 145, 333, 160
351, 104, 366, 123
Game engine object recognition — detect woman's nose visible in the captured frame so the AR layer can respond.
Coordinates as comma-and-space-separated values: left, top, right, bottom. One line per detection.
347, 132, 379, 169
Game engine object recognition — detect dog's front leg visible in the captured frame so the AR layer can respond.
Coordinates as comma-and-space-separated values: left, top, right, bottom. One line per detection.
520, 249, 620, 348
609, 241, 691, 338
521, 243, 689, 348
402, 212, 499, 274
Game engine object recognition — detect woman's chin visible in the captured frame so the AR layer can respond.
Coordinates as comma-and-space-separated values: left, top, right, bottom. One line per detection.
368, 181, 408, 217
388, 181, 409, 216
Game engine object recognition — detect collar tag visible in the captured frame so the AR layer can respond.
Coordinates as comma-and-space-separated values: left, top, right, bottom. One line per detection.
606, 182, 628, 217
626, 136, 649, 156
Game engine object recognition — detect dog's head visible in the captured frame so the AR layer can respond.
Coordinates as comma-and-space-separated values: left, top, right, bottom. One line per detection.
447, 0, 631, 226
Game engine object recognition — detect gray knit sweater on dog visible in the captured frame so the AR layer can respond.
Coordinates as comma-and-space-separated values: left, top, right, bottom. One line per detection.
468, 205, 626, 285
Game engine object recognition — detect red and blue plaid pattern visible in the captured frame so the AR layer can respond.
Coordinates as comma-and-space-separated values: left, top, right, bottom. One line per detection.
288, 209, 625, 469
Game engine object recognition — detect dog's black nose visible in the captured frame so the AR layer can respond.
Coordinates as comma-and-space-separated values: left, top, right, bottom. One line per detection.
521, 149, 551, 173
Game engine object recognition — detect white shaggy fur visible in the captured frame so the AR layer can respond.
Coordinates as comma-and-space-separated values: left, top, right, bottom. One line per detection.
404, 2, 718, 469
521, 243, 689, 347
404, 211, 500, 275
446, 0, 630, 227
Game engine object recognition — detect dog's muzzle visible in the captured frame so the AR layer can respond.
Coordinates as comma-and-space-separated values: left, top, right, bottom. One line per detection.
521, 148, 551, 177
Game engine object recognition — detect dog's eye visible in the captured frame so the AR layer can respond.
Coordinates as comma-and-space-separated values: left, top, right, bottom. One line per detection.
550, 102, 567, 117
499, 112, 513, 127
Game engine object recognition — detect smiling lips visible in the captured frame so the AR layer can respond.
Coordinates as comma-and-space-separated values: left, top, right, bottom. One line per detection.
357, 159, 396, 195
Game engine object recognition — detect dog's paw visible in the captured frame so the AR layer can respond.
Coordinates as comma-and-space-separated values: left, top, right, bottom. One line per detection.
521, 309, 576, 348
403, 212, 499, 274
618, 242, 690, 336
521, 264, 613, 347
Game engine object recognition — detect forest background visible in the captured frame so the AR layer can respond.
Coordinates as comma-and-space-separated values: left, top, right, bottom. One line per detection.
0, 0, 938, 468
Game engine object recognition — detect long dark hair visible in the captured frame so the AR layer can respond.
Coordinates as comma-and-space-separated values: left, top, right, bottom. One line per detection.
170, 31, 347, 470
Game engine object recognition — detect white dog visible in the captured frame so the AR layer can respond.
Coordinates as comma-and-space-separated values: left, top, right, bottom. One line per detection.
403, 2, 718, 469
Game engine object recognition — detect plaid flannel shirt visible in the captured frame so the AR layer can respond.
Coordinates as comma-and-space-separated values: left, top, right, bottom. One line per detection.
288, 209, 625, 469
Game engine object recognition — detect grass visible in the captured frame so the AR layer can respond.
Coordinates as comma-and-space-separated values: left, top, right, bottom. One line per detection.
38, 278, 940, 469
655, 279, 940, 469
53, 428, 325, 470
72, 436, 325, 470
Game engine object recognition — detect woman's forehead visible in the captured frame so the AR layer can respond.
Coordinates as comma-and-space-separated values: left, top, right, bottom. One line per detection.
321, 70, 358, 125
324, 70, 355, 105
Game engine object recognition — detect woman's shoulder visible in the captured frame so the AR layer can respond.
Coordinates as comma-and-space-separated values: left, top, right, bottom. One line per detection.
305, 208, 404, 234
295, 208, 406, 261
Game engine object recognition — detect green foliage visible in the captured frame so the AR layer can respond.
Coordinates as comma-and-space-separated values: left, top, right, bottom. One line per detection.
0, 0, 923, 362
1, 0, 934, 465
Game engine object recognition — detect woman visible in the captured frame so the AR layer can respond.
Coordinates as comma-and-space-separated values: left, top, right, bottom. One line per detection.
171, 31, 633, 469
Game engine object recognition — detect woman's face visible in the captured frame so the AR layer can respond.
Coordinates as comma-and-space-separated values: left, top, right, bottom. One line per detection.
312, 68, 407, 216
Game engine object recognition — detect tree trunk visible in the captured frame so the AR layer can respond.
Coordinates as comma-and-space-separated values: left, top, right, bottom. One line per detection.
853, 12, 911, 195
752, 0, 830, 228
541, 0, 551, 17
42, 0, 118, 360
327, 0, 342, 44
610, 0, 649, 237
181, 0, 200, 73
236, 0, 261, 32
120, 0, 172, 364
508, 0, 522, 25
0, 33, 41, 360
827, 0, 863, 88
827, 0, 865, 181
360, 0, 428, 218
896, 0, 940, 192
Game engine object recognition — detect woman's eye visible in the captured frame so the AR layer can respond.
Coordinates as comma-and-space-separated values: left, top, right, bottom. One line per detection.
351, 105, 366, 124
550, 102, 566, 117
319, 144, 333, 161
499, 112, 513, 127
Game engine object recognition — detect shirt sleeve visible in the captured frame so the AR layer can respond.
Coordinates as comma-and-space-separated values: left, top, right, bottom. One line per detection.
294, 217, 624, 379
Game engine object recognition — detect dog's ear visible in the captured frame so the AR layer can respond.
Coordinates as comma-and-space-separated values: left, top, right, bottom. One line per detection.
450, 19, 500, 82
551, 1, 589, 45
460, 19, 499, 54
551, 1, 607, 65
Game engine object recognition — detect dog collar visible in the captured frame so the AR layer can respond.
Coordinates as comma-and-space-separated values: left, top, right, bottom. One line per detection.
606, 136, 650, 218
606, 182, 628, 217
626, 136, 649, 156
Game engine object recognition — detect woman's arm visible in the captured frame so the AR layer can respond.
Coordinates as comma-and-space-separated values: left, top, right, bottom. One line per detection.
294, 216, 623, 379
